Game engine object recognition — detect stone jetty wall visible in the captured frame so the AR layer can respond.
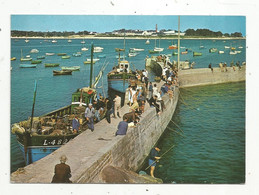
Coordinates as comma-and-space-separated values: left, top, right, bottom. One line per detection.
11, 83, 179, 183
178, 66, 246, 88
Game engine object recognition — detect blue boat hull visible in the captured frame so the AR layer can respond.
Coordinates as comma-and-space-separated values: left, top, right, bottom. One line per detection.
108, 79, 130, 93
18, 141, 60, 165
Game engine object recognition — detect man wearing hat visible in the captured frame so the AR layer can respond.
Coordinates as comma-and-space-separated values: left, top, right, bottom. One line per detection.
85, 103, 95, 132
51, 155, 72, 183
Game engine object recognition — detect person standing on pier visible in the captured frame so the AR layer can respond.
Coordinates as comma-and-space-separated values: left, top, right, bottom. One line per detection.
149, 95, 160, 114
148, 82, 153, 99
113, 94, 121, 118
149, 147, 161, 178
105, 98, 113, 123
72, 115, 80, 134
208, 63, 213, 72
85, 103, 95, 132
51, 155, 72, 183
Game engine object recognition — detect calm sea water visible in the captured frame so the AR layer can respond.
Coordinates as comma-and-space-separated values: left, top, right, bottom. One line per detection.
152, 82, 245, 184
11, 38, 246, 173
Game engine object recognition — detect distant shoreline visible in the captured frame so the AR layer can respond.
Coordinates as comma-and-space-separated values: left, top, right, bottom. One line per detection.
11, 36, 245, 40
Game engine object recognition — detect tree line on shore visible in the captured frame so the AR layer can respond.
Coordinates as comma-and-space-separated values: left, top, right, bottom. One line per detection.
11, 28, 243, 38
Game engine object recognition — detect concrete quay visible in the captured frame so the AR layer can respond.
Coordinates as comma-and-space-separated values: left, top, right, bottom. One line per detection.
11, 81, 179, 183
178, 66, 246, 88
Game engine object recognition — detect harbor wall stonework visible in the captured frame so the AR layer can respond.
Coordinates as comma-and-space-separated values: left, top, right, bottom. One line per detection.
178, 66, 246, 88
11, 83, 179, 183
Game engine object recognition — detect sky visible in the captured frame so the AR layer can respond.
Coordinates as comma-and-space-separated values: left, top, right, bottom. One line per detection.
11, 15, 246, 36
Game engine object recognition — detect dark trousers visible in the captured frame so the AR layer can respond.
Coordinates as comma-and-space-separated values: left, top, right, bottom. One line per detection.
105, 109, 112, 123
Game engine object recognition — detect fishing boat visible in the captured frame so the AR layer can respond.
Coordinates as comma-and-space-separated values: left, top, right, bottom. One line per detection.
73, 53, 82, 57
30, 49, 39, 53
57, 53, 67, 56
218, 51, 224, 54
20, 64, 36, 68
20, 49, 32, 61
45, 63, 60, 67
209, 48, 218, 53
61, 56, 71, 59
31, 60, 42, 64
12, 44, 104, 165
168, 41, 177, 49
107, 60, 135, 93
37, 56, 45, 59
61, 66, 80, 71
53, 70, 72, 76
93, 47, 104, 53
45, 53, 55, 56
145, 39, 150, 44
193, 52, 202, 56
11, 57, 16, 61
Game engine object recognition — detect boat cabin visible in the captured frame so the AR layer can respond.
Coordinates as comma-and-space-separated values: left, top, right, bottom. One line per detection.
117, 60, 130, 73
71, 87, 96, 110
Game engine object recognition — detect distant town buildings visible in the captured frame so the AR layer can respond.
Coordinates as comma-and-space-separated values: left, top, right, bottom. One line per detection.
110, 29, 185, 36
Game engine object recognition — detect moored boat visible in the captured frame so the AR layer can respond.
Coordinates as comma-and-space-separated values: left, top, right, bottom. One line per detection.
30, 49, 39, 53
97, 54, 106, 58
46, 53, 55, 56
53, 70, 72, 76
37, 56, 45, 59
229, 51, 237, 55
68, 39, 72, 43
149, 50, 159, 54
93, 47, 104, 53
81, 47, 88, 51
20, 58, 32, 62
209, 48, 218, 53
107, 60, 135, 93
20, 64, 36, 68
45, 63, 60, 67
145, 39, 150, 44
73, 53, 82, 57
51, 39, 57, 43
224, 46, 230, 49
193, 51, 202, 56
86, 58, 99, 62
181, 51, 188, 55
61, 55, 71, 59
130, 48, 144, 52
31, 60, 42, 64
84, 60, 96, 64
154, 47, 164, 52
61, 66, 80, 71
11, 57, 16, 61
218, 50, 224, 54
128, 52, 138, 57
172, 52, 178, 56
115, 48, 125, 52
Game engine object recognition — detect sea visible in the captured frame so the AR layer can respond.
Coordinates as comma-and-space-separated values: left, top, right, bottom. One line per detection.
11, 38, 246, 183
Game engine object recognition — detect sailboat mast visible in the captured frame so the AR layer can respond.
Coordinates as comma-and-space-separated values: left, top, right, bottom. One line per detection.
89, 44, 94, 88
177, 16, 180, 70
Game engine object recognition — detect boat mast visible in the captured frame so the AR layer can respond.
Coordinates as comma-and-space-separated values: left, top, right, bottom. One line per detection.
90, 43, 94, 88
123, 31, 126, 61
177, 16, 180, 70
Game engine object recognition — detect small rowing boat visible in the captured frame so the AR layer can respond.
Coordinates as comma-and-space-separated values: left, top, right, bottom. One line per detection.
37, 56, 45, 59
53, 70, 72, 76
31, 60, 42, 64
11, 57, 16, 61
45, 63, 60, 67
61, 56, 71, 59
61, 66, 80, 71
193, 52, 202, 56
46, 53, 55, 56
20, 64, 36, 68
